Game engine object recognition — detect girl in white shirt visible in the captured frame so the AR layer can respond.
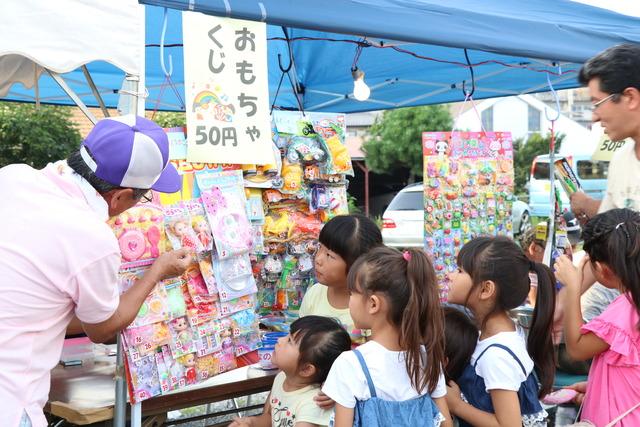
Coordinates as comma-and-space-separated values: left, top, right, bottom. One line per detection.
322, 247, 452, 427
445, 236, 556, 427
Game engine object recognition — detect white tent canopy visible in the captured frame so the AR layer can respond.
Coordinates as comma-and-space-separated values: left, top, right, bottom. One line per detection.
0, 0, 144, 115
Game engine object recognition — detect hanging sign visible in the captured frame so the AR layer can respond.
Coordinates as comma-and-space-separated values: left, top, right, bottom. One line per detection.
183, 12, 274, 165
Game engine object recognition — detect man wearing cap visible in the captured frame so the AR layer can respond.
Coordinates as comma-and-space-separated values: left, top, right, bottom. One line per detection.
570, 43, 640, 221
0, 115, 192, 427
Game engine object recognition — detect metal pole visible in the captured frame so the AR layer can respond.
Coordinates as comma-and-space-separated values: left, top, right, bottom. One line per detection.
115, 7, 147, 426
47, 70, 98, 124
81, 65, 110, 118
114, 335, 127, 427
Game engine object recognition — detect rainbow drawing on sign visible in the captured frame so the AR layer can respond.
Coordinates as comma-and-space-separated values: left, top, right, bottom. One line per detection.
192, 90, 235, 122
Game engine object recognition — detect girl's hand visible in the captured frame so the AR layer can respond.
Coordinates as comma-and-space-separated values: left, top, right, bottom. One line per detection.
445, 380, 463, 414
313, 391, 335, 410
229, 417, 253, 427
566, 381, 588, 405
554, 255, 584, 291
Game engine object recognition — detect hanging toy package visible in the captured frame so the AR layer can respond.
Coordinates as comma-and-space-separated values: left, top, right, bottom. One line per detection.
185, 198, 214, 252
164, 202, 204, 252
201, 185, 253, 259
110, 204, 167, 267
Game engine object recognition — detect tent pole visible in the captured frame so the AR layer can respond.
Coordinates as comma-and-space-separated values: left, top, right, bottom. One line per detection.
81, 65, 110, 117
47, 70, 98, 124
116, 8, 147, 427
114, 335, 127, 427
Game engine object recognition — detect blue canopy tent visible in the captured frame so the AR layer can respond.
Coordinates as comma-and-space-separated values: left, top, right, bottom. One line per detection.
3, 0, 640, 113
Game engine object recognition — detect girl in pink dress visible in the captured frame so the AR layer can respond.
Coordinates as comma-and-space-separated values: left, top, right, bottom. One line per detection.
555, 208, 640, 426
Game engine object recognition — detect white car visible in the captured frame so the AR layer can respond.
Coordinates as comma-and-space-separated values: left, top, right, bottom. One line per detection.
381, 183, 531, 248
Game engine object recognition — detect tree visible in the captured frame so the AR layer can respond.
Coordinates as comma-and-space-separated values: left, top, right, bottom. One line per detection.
0, 103, 81, 168
513, 132, 564, 196
153, 112, 186, 128
363, 105, 453, 180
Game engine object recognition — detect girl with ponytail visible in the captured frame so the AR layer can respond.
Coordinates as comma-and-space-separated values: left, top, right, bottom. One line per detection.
445, 236, 555, 427
322, 246, 452, 427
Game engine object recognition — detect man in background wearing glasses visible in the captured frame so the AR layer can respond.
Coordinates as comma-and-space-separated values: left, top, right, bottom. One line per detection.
570, 43, 640, 222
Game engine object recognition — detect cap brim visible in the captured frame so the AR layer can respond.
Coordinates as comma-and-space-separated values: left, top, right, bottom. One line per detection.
150, 163, 181, 193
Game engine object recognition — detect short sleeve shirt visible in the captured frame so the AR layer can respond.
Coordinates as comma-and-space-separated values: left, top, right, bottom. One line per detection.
471, 329, 534, 392
270, 372, 331, 426
299, 283, 367, 344
0, 163, 120, 427
598, 140, 640, 213
322, 340, 447, 409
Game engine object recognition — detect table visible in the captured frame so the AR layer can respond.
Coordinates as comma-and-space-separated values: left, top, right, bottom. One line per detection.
46, 355, 277, 426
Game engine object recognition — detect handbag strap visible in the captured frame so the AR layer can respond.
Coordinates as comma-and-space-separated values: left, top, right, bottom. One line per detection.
353, 349, 377, 398
605, 401, 640, 427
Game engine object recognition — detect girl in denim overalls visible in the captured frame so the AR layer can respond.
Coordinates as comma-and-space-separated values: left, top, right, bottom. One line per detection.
446, 236, 556, 427
322, 246, 452, 427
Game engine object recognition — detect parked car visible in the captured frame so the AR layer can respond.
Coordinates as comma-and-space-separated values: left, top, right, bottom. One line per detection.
527, 154, 609, 217
381, 183, 531, 248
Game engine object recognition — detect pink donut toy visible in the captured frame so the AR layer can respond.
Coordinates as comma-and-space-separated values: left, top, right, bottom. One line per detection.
119, 229, 147, 261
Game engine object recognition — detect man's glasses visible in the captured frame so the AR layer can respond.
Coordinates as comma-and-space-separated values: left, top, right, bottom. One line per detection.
591, 93, 619, 110
133, 188, 153, 203
139, 191, 153, 204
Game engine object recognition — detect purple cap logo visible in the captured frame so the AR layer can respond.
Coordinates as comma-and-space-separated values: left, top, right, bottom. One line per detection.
80, 115, 180, 193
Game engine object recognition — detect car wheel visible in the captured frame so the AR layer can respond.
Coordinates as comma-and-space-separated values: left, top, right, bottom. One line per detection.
519, 211, 531, 235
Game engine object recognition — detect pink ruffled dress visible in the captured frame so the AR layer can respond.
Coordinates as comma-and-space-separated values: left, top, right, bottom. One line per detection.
581, 293, 640, 426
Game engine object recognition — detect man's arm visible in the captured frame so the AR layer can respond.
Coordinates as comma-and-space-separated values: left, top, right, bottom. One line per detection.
570, 192, 601, 223
82, 249, 192, 343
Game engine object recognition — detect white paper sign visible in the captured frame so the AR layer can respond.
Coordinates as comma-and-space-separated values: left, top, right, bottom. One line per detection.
183, 12, 273, 165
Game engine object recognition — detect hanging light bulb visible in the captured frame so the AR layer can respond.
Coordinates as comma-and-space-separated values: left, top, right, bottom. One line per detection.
351, 67, 371, 101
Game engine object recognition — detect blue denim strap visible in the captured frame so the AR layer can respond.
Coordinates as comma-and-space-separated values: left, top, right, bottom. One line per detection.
353, 349, 377, 398
473, 343, 527, 375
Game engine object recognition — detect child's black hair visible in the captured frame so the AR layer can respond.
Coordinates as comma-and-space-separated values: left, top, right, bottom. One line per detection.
457, 236, 556, 396
290, 315, 351, 383
348, 246, 445, 394
318, 214, 383, 270
443, 306, 478, 382
583, 208, 640, 321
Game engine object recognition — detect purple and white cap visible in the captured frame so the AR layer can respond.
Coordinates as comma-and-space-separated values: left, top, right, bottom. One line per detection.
80, 115, 180, 193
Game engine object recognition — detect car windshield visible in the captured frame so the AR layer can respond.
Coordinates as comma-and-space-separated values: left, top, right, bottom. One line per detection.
387, 191, 423, 211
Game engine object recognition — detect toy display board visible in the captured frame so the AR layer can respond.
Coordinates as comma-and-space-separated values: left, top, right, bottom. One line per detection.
111, 173, 261, 403
422, 131, 514, 299
252, 111, 351, 318
113, 115, 352, 402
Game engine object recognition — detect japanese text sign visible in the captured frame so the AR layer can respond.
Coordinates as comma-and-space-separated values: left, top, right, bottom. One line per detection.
183, 12, 273, 165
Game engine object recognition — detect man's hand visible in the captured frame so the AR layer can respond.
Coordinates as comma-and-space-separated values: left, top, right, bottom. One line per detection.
150, 248, 192, 281
570, 192, 598, 224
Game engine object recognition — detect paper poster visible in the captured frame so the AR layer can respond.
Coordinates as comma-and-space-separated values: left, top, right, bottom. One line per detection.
422, 131, 514, 299
183, 12, 273, 165
166, 127, 188, 160
591, 134, 631, 161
